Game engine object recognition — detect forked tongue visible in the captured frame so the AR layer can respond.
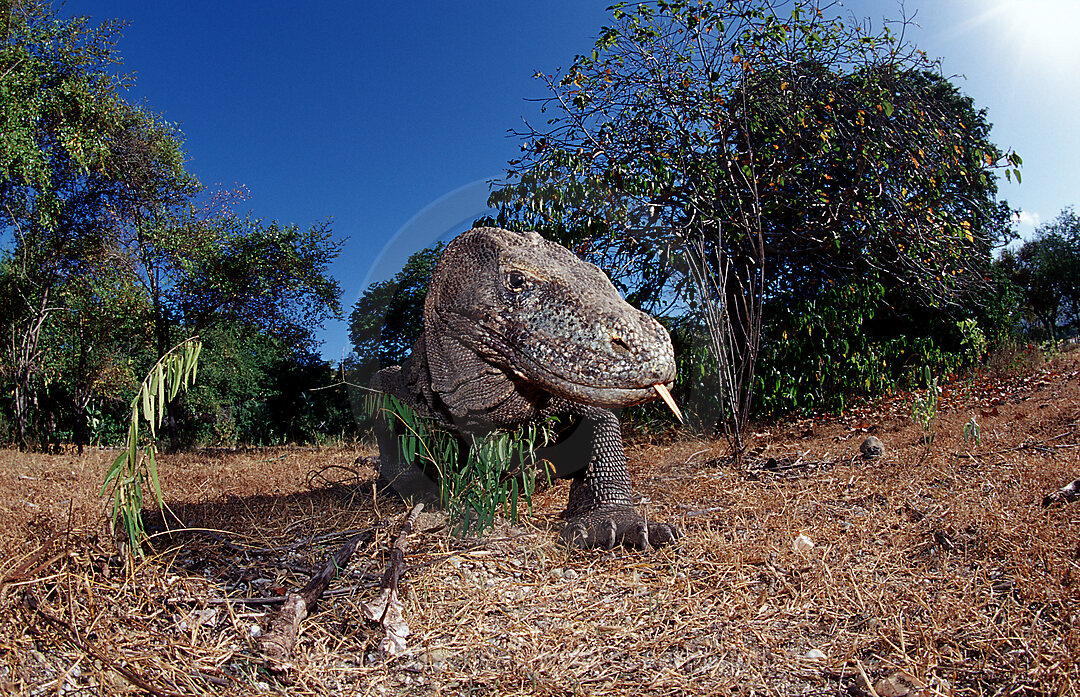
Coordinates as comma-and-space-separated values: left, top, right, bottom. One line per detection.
653, 383, 684, 424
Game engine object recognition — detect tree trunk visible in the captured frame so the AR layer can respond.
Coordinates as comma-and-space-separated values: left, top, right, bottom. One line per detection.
10, 290, 53, 450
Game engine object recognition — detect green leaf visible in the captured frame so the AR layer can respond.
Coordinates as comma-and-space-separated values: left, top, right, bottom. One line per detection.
190, 342, 202, 384
155, 362, 165, 428
102, 451, 128, 493
141, 382, 153, 425
147, 446, 163, 508
168, 358, 181, 401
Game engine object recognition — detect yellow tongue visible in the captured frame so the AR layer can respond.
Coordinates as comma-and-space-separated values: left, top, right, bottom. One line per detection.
653, 383, 684, 424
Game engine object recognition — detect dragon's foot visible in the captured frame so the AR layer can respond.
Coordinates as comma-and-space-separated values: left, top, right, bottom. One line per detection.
561, 508, 679, 550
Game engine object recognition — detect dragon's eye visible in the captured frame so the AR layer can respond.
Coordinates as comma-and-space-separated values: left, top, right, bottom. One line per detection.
506, 270, 528, 290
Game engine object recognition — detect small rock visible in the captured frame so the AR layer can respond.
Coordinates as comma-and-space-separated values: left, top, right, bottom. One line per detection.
793, 533, 815, 553
248, 623, 263, 638
803, 648, 827, 662
860, 436, 885, 459
875, 671, 924, 697
196, 607, 218, 627
419, 647, 452, 667
561, 568, 578, 580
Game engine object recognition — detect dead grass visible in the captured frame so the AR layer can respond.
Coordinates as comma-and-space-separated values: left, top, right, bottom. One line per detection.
1, 355, 1078, 696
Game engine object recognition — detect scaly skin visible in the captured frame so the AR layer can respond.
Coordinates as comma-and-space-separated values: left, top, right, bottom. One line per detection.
371, 227, 679, 549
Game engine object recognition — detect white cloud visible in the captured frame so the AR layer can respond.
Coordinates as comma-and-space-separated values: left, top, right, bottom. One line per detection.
1014, 209, 1041, 229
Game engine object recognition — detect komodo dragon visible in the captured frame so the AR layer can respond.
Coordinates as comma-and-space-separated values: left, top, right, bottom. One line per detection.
370, 227, 680, 549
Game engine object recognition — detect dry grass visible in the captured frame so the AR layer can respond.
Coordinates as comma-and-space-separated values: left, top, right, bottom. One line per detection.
1, 355, 1078, 696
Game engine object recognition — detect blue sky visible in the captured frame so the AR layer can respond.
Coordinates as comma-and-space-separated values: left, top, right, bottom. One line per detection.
68, 1, 1080, 360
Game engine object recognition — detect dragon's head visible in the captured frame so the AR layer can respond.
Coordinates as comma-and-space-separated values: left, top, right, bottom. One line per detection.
423, 227, 677, 414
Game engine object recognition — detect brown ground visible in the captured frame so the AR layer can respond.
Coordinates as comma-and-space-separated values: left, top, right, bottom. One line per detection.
1, 350, 1078, 696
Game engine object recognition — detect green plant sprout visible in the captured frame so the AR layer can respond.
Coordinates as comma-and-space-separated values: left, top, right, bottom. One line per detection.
102, 337, 202, 560
910, 366, 942, 452
963, 415, 981, 446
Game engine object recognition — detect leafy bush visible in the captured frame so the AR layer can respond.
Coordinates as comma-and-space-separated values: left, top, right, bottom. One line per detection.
364, 392, 552, 537
171, 323, 351, 446
753, 275, 980, 418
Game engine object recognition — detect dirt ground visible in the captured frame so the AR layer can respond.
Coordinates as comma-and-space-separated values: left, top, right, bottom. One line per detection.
1, 350, 1078, 696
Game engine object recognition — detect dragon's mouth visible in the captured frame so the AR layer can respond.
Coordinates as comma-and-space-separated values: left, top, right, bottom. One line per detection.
511, 348, 678, 413
455, 313, 680, 415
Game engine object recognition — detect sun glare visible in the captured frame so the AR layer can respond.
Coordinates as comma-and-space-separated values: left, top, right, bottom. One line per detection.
981, 0, 1080, 73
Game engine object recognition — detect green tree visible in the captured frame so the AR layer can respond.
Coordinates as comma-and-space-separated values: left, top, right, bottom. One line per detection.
348, 243, 443, 374
0, 1, 195, 447
999, 208, 1080, 341
39, 265, 152, 450
0, 1, 346, 448
490, 0, 1015, 444
176, 322, 349, 446
119, 190, 343, 360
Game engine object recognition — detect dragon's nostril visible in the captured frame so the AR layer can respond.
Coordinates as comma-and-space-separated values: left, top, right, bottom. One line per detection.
611, 336, 631, 354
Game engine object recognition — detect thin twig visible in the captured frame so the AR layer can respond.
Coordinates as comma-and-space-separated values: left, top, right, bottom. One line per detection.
29, 602, 184, 697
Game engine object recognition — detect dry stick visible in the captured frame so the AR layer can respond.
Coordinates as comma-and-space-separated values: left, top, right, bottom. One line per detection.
259, 527, 376, 673
960, 432, 1079, 460
378, 502, 425, 611
0, 532, 64, 586
357, 502, 425, 657
1043, 476, 1080, 507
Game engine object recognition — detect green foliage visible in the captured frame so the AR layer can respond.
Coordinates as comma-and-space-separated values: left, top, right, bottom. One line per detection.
173, 322, 349, 446
997, 207, 1080, 341
754, 274, 979, 417
0, 2, 139, 224
757, 278, 890, 416
102, 338, 201, 559
348, 243, 443, 375
148, 202, 343, 350
440, 425, 552, 538
963, 416, 981, 447
489, 0, 1015, 438
0, 2, 345, 450
364, 391, 551, 538
956, 318, 988, 363
0, 0, 197, 448
492, 0, 1013, 301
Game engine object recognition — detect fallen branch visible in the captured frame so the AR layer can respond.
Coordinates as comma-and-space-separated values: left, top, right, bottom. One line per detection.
361, 502, 425, 656
963, 433, 1079, 460
0, 532, 64, 587
1043, 476, 1080, 507
259, 526, 376, 674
